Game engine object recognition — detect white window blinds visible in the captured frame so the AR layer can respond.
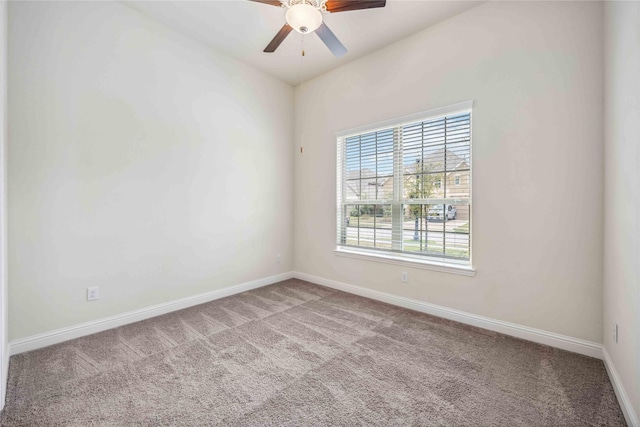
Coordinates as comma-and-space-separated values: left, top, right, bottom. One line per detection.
337, 102, 472, 266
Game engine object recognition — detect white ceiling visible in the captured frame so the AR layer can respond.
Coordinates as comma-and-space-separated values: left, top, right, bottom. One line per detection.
125, 0, 483, 85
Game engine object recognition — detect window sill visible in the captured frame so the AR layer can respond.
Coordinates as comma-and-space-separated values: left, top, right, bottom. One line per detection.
334, 248, 476, 277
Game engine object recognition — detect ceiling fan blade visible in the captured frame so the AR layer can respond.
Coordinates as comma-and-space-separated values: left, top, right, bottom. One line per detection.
315, 22, 347, 58
264, 24, 293, 52
248, 0, 283, 7
325, 0, 386, 13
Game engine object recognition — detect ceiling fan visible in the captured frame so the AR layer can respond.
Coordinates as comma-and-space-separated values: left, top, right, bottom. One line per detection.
249, 0, 386, 58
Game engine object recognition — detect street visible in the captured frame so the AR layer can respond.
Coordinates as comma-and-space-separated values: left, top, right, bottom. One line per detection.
344, 219, 470, 257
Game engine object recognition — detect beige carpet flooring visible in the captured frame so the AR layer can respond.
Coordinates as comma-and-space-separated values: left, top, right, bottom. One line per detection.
1, 279, 626, 426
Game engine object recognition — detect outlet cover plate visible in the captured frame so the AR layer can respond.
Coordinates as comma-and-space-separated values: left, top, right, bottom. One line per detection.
87, 287, 99, 301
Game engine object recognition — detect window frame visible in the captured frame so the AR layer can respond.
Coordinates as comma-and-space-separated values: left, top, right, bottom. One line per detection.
335, 101, 475, 275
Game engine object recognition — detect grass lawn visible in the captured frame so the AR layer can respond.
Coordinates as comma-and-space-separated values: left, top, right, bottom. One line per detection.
349, 216, 392, 227
453, 222, 470, 233
403, 238, 469, 259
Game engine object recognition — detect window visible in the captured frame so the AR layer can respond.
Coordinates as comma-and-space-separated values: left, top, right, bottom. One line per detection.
336, 102, 472, 269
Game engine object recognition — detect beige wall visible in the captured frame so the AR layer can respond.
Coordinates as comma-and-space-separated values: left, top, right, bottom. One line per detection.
604, 0, 640, 421
0, 0, 6, 409
294, 1, 604, 342
7, 1, 294, 340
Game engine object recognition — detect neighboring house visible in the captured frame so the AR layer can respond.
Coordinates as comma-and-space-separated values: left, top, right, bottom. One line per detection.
404, 147, 470, 200
405, 148, 470, 221
345, 168, 392, 202
345, 148, 470, 220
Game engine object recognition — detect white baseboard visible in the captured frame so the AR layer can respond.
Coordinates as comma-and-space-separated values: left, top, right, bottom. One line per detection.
8, 269, 634, 423
293, 272, 603, 359
9, 270, 604, 361
1, 343, 6, 410
602, 348, 639, 427
9, 271, 294, 356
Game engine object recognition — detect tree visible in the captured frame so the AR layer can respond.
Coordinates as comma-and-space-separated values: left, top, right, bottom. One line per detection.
404, 159, 438, 240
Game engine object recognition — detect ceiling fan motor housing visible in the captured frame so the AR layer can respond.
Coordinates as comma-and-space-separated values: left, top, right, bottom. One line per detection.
284, 0, 325, 10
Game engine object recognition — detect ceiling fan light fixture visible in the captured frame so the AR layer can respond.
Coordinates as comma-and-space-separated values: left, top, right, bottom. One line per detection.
285, 3, 322, 34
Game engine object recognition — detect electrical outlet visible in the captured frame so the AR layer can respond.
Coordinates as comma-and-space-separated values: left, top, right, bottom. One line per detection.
276, 254, 282, 264
87, 287, 99, 301
613, 322, 618, 343
401, 272, 408, 283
